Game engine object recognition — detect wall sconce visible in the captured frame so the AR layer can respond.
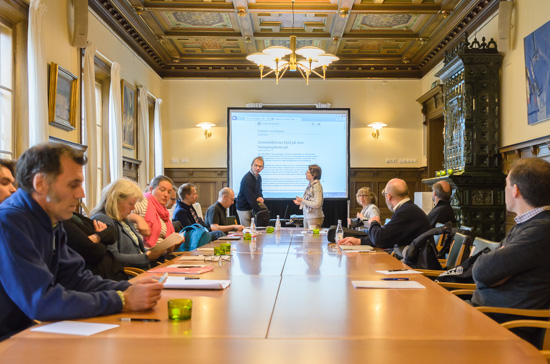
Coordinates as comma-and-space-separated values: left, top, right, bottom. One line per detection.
367, 122, 387, 139
196, 122, 215, 139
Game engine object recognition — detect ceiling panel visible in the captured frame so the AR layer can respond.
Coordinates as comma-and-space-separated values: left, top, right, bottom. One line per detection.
90, 0, 500, 79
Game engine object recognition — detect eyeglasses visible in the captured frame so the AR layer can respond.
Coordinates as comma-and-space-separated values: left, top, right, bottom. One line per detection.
357, 194, 367, 197
381, 192, 388, 197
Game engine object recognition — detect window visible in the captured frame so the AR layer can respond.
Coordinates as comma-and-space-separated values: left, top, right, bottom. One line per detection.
95, 80, 103, 202
0, 22, 14, 159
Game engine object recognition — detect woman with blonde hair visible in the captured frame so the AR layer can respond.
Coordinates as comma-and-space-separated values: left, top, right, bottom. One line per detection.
353, 187, 380, 229
92, 178, 167, 270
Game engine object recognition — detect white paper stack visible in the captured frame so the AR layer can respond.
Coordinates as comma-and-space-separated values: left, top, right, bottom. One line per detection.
163, 276, 231, 290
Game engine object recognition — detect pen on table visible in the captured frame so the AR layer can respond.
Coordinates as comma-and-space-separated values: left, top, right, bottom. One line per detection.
388, 269, 408, 272
119, 318, 160, 322
177, 265, 203, 268
381, 278, 410, 281
157, 272, 168, 283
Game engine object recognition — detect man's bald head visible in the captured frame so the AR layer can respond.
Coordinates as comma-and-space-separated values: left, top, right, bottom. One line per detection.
433, 180, 452, 202
385, 178, 409, 199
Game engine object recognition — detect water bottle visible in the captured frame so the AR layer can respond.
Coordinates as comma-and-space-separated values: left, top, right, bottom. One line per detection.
275, 215, 281, 232
336, 219, 344, 242
250, 217, 256, 233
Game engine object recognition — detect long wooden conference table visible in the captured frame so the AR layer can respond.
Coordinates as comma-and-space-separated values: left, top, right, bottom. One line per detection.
0, 229, 545, 363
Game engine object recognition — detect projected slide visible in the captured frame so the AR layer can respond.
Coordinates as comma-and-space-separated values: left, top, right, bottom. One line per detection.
228, 108, 349, 199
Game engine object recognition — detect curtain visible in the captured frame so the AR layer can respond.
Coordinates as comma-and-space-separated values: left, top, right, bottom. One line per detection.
138, 86, 150, 190
83, 43, 97, 211
27, 0, 48, 147
108, 62, 123, 180
153, 98, 163, 176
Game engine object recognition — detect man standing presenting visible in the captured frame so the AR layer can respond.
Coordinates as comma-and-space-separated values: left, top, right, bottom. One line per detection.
339, 178, 431, 249
427, 180, 457, 227
0, 159, 16, 203
205, 187, 245, 233
236, 156, 264, 227
472, 158, 550, 345
0, 143, 163, 340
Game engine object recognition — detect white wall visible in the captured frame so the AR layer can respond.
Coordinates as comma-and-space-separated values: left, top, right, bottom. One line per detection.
161, 79, 423, 168
41, 0, 163, 158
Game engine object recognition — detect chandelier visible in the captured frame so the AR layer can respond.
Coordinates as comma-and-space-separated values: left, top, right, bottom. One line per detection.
246, 0, 339, 85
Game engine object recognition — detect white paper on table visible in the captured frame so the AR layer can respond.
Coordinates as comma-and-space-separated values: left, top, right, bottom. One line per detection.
375, 270, 422, 275
339, 245, 374, 252
197, 247, 215, 253
149, 233, 184, 252
31, 321, 119, 336
178, 255, 205, 261
352, 280, 425, 289
163, 276, 231, 290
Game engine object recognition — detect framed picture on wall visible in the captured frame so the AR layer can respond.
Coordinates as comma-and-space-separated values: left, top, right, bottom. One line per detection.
121, 80, 137, 149
524, 20, 550, 125
48, 63, 78, 131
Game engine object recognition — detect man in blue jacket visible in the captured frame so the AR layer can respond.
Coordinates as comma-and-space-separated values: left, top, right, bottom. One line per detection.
0, 143, 163, 340
338, 178, 431, 249
235, 156, 264, 227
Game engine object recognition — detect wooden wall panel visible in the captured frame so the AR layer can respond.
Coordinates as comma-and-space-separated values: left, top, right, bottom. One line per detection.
350, 168, 427, 222
165, 168, 227, 212
166, 167, 427, 221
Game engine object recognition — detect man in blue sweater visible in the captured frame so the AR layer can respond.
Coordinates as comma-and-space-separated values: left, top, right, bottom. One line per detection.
236, 156, 264, 227
472, 158, 550, 346
0, 143, 163, 340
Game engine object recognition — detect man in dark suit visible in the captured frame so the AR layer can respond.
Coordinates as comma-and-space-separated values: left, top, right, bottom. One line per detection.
427, 180, 457, 227
339, 178, 431, 249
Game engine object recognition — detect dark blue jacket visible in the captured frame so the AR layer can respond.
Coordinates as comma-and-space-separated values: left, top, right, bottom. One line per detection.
173, 200, 206, 228
236, 171, 263, 212
362, 200, 431, 248
0, 190, 130, 340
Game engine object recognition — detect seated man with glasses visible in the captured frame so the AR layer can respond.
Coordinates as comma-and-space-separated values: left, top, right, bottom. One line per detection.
339, 178, 431, 249
205, 187, 244, 234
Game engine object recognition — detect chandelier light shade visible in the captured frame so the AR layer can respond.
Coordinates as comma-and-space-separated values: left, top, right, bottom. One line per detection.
246, 0, 339, 85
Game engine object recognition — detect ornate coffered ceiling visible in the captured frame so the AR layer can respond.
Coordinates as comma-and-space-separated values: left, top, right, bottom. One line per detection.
89, 0, 500, 79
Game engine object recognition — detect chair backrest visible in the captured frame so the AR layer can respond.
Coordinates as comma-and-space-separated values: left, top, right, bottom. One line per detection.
470, 237, 500, 256
433, 223, 448, 252
446, 233, 471, 269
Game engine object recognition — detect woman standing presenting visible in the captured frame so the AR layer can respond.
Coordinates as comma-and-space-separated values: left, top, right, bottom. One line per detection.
294, 165, 324, 229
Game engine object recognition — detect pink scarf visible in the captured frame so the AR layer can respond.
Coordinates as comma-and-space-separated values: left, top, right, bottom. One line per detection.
143, 192, 175, 248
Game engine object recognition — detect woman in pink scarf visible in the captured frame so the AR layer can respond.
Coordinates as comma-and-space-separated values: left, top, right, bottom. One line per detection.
133, 175, 176, 248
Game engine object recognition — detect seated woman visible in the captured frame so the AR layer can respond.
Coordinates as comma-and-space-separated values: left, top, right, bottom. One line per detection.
293, 164, 324, 229
91, 178, 167, 271
132, 175, 177, 249
64, 211, 128, 281
350, 187, 380, 230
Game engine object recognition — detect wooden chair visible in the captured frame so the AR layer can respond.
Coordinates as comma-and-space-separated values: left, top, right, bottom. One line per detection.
416, 232, 472, 277
476, 306, 550, 354
470, 237, 500, 255
124, 267, 146, 277
433, 223, 447, 252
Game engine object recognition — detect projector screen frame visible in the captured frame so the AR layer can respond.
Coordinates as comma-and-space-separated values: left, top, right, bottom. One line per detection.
227, 107, 351, 200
